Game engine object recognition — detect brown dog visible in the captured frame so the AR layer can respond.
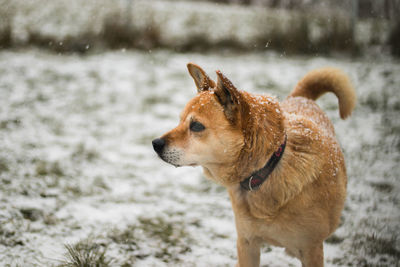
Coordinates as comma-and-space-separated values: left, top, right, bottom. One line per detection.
152, 63, 356, 267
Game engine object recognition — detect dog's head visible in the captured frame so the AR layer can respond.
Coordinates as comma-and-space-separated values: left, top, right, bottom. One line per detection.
152, 63, 284, 185
152, 63, 245, 170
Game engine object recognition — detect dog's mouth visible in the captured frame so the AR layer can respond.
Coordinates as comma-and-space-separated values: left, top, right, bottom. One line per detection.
164, 158, 198, 168
158, 154, 179, 167
157, 152, 189, 168
158, 154, 198, 168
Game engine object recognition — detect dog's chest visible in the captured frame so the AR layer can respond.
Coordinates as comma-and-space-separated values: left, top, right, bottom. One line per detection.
229, 188, 288, 247
235, 206, 287, 248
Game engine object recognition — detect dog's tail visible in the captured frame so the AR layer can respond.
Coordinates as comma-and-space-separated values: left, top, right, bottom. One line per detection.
289, 67, 356, 119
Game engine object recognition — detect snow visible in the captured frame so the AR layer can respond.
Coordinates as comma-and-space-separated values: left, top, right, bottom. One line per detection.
0, 48, 399, 266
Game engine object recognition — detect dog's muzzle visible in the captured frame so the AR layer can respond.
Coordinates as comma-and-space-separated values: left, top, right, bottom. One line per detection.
152, 138, 184, 167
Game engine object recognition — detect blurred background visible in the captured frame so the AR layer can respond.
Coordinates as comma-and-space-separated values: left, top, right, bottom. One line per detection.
0, 0, 399, 266
1, 0, 400, 56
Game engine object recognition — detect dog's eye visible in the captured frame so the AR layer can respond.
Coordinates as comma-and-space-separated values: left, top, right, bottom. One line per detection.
190, 121, 205, 132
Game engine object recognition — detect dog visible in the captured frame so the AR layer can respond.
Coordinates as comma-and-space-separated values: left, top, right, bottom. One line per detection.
152, 63, 356, 267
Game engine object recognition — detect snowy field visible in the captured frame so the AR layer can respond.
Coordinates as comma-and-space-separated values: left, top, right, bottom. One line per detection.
0, 48, 399, 266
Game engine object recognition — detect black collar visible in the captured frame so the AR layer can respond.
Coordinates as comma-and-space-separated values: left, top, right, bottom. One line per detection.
240, 135, 287, 191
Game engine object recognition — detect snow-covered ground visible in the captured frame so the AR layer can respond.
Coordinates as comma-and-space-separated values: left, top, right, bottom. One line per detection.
0, 49, 399, 266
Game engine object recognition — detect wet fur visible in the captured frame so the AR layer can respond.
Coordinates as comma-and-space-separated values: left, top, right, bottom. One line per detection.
155, 64, 356, 267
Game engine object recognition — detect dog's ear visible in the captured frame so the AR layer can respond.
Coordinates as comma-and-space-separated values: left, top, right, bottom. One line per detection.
215, 70, 240, 123
187, 63, 216, 93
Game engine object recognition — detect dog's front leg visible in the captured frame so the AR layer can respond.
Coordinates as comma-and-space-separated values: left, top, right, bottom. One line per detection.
300, 243, 324, 267
236, 236, 261, 267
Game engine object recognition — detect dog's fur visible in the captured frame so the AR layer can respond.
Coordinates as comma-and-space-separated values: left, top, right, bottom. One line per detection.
153, 63, 356, 267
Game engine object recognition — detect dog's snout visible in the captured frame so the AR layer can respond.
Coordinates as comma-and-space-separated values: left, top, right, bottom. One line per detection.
152, 138, 165, 154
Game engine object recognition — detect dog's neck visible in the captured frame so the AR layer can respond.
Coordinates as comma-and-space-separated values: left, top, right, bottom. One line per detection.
202, 92, 286, 187
239, 134, 287, 191
235, 92, 286, 182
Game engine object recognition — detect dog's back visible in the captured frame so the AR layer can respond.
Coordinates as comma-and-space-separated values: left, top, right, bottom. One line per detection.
282, 68, 356, 135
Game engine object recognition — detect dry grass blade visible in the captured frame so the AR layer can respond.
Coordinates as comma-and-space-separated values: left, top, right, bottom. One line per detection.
58, 240, 111, 267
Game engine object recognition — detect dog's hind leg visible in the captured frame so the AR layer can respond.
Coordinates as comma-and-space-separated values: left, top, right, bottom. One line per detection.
236, 236, 261, 267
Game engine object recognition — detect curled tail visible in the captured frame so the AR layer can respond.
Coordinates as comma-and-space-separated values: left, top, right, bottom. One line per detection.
289, 67, 356, 119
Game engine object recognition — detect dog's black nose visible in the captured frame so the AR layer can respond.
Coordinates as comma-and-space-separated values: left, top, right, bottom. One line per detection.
152, 138, 165, 154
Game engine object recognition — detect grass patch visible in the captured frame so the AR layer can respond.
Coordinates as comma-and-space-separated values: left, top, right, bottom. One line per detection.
325, 234, 344, 244
108, 225, 139, 252
388, 20, 400, 57
0, 225, 24, 247
0, 117, 22, 130
71, 143, 99, 162
107, 216, 192, 264
19, 208, 43, 222
138, 217, 183, 246
58, 239, 112, 267
138, 216, 192, 262
370, 182, 394, 193
142, 95, 170, 107
332, 233, 400, 266
0, 24, 11, 49
0, 157, 9, 174
35, 160, 64, 177
354, 233, 400, 257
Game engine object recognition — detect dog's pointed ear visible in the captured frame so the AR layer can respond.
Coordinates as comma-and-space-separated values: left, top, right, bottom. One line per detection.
215, 70, 240, 123
187, 63, 216, 93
